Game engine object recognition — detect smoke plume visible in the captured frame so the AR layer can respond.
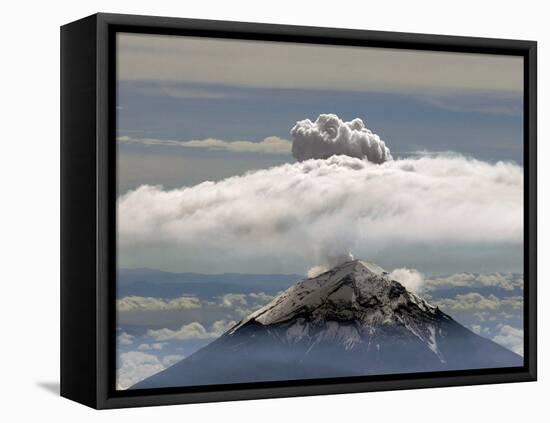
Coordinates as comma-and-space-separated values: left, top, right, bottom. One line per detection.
291, 114, 392, 163
389, 268, 425, 293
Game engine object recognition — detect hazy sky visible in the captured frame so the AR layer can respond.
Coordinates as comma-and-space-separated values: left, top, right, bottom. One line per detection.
117, 33, 523, 93
116, 32, 524, 276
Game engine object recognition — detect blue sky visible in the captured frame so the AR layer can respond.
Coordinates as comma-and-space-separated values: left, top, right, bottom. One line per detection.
118, 81, 523, 152
116, 32, 523, 193
117, 81, 523, 193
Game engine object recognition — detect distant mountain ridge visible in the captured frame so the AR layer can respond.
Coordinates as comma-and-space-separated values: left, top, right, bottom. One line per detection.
132, 260, 522, 389
118, 268, 302, 298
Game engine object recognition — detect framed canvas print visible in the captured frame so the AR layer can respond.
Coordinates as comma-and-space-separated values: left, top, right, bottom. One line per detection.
60, 13, 537, 409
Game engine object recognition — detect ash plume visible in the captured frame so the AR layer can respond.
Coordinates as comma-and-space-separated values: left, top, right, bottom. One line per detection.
291, 114, 392, 163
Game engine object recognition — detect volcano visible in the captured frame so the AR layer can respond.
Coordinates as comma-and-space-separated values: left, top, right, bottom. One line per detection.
131, 260, 522, 389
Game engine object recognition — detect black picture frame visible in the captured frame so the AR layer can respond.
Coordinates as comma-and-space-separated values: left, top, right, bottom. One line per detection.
60, 12, 537, 409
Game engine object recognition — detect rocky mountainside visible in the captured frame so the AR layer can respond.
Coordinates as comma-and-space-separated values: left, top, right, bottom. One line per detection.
132, 260, 522, 389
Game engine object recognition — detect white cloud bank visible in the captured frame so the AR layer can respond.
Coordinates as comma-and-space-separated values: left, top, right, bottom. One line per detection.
307, 252, 355, 278
118, 153, 523, 272
388, 270, 522, 294
117, 351, 166, 390
389, 268, 425, 293
433, 293, 522, 312
117, 332, 135, 345
493, 325, 524, 356
118, 135, 291, 155
291, 114, 392, 163
117, 295, 202, 311
147, 320, 236, 341
424, 272, 523, 292
137, 342, 166, 351
117, 351, 186, 390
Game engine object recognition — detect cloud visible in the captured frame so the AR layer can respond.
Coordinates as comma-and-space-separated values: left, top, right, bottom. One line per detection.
215, 292, 276, 310
424, 272, 522, 291
116, 292, 276, 329
477, 274, 518, 290
427, 273, 476, 288
389, 268, 425, 293
307, 253, 356, 278
433, 293, 523, 311
430, 292, 523, 347
117, 332, 135, 345
211, 320, 237, 335
162, 354, 185, 367
492, 325, 523, 356
118, 135, 291, 155
147, 322, 210, 341
220, 293, 248, 308
218, 292, 277, 317
117, 295, 202, 312
470, 324, 491, 336
117, 351, 165, 390
117, 351, 187, 389
137, 342, 166, 351
291, 114, 392, 163
147, 320, 236, 341
118, 153, 523, 272
307, 266, 328, 278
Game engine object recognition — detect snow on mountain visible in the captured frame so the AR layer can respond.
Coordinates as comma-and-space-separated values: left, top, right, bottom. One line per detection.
232, 260, 434, 326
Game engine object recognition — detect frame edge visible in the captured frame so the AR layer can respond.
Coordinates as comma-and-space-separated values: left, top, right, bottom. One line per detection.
60, 14, 100, 409
66, 12, 538, 409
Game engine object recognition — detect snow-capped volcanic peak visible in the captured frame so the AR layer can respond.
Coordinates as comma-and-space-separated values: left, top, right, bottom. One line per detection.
133, 259, 523, 389
230, 260, 437, 333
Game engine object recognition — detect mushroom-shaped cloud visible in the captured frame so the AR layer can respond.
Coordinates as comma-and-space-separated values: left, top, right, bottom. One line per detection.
291, 114, 392, 164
